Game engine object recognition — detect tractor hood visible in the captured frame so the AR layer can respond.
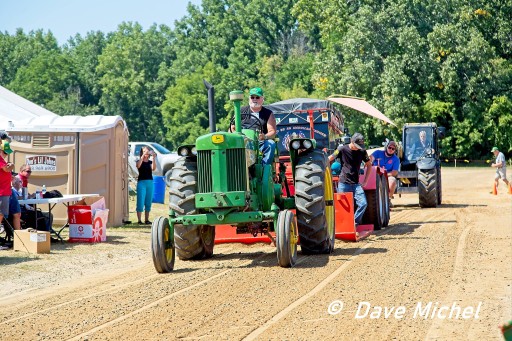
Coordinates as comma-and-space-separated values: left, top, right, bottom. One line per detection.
196, 132, 246, 150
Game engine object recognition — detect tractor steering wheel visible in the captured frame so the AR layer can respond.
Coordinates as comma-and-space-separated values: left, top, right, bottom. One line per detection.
229, 112, 264, 134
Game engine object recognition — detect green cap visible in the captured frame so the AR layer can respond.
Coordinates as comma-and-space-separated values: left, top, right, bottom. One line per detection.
1, 140, 12, 154
249, 87, 264, 97
491, 146, 499, 152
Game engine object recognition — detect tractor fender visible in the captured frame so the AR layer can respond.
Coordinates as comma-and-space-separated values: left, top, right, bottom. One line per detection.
417, 158, 437, 170
359, 166, 384, 191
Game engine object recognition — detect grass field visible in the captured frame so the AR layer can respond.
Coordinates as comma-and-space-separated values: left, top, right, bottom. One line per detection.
125, 191, 169, 227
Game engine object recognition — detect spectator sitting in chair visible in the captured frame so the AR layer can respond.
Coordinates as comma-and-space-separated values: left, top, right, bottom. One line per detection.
9, 173, 22, 230
16, 163, 31, 188
15, 164, 53, 231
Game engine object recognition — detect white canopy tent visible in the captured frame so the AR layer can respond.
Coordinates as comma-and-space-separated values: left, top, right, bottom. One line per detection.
0, 85, 58, 129
0, 85, 130, 227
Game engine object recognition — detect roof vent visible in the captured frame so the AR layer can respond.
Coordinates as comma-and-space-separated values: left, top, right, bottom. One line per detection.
32, 133, 50, 148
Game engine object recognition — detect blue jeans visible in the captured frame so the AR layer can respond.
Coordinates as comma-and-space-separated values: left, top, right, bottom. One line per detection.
259, 139, 276, 165
337, 183, 367, 224
136, 180, 154, 213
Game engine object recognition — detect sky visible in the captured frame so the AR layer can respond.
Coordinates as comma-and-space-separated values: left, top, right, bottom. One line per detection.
0, 0, 203, 45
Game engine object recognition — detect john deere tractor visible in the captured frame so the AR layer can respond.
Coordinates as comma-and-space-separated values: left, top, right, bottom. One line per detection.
151, 87, 334, 272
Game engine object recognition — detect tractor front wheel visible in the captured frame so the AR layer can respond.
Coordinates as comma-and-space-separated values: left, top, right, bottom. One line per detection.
151, 216, 175, 273
276, 210, 298, 267
418, 168, 438, 208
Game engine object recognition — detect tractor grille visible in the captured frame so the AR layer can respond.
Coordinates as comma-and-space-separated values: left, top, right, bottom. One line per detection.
197, 150, 213, 193
197, 149, 247, 193
226, 148, 247, 191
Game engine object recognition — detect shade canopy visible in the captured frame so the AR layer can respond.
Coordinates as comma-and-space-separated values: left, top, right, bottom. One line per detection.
327, 96, 396, 126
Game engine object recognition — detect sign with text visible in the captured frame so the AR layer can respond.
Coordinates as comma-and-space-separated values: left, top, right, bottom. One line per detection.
26, 155, 57, 172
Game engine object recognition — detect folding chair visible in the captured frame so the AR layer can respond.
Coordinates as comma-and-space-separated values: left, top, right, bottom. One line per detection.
0, 218, 15, 249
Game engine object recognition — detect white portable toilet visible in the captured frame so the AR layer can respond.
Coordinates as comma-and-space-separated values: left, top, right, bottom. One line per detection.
7, 115, 130, 227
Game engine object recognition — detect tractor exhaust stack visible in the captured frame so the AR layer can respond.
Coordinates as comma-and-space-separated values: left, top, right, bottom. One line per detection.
203, 79, 216, 133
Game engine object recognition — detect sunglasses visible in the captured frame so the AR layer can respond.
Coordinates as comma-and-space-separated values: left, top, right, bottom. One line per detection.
250, 96, 261, 100
24, 170, 32, 173
387, 146, 396, 151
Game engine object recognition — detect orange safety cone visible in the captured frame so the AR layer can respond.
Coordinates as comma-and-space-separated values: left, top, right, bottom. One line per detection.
492, 182, 498, 195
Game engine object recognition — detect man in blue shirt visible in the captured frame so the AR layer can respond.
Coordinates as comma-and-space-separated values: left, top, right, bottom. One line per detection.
370, 140, 400, 201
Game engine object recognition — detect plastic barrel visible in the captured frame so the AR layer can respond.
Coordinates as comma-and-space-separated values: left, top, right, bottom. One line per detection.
152, 176, 166, 204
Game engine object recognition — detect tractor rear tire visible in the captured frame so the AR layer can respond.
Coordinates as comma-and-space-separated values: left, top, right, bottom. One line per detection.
437, 168, 442, 205
380, 174, 390, 227
164, 169, 172, 187
294, 150, 333, 254
418, 168, 438, 207
169, 157, 215, 260
151, 216, 175, 273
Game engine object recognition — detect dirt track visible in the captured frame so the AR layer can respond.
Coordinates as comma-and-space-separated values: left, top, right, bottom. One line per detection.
0, 167, 510, 340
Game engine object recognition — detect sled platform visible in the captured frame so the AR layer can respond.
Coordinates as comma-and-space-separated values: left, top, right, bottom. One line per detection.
334, 192, 373, 242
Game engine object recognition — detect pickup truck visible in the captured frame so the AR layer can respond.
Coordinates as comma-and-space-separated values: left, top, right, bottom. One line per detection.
128, 142, 180, 186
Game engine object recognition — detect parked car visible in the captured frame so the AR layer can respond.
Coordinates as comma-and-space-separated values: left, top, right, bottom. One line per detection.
128, 142, 180, 186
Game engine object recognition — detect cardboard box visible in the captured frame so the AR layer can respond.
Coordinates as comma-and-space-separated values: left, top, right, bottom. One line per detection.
68, 196, 109, 243
14, 230, 51, 254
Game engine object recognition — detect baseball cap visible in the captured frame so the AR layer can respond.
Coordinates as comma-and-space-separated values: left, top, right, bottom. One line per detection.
351, 133, 365, 150
249, 87, 264, 97
1, 140, 13, 154
491, 146, 498, 152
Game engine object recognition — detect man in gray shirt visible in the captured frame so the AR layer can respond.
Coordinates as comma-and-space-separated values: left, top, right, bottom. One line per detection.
491, 146, 510, 191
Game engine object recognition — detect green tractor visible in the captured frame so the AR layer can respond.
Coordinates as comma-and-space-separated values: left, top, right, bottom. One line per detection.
151, 87, 335, 272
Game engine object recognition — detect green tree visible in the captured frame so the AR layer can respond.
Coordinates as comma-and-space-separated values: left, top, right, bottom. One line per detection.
161, 64, 222, 150
0, 29, 59, 85
9, 50, 75, 108
97, 22, 173, 143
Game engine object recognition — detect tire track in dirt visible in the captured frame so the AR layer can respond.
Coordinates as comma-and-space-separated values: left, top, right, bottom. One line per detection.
66, 250, 287, 341
424, 208, 472, 340
0, 246, 272, 340
242, 239, 376, 340
239, 203, 458, 339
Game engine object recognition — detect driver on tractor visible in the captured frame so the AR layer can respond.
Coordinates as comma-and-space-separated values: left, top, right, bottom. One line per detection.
408, 130, 430, 159
238, 87, 277, 165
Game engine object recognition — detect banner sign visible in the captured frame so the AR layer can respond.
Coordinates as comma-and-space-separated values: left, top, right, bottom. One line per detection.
26, 155, 57, 172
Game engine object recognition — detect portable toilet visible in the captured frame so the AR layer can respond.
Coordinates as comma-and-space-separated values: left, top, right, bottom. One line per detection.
7, 115, 129, 227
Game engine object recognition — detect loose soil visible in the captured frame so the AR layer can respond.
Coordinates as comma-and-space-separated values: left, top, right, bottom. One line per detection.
0, 167, 510, 340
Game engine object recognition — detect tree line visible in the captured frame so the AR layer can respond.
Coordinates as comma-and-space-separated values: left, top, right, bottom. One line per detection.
0, 0, 510, 159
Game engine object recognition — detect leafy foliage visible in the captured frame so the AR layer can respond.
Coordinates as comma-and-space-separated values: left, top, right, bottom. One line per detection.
0, 0, 510, 157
